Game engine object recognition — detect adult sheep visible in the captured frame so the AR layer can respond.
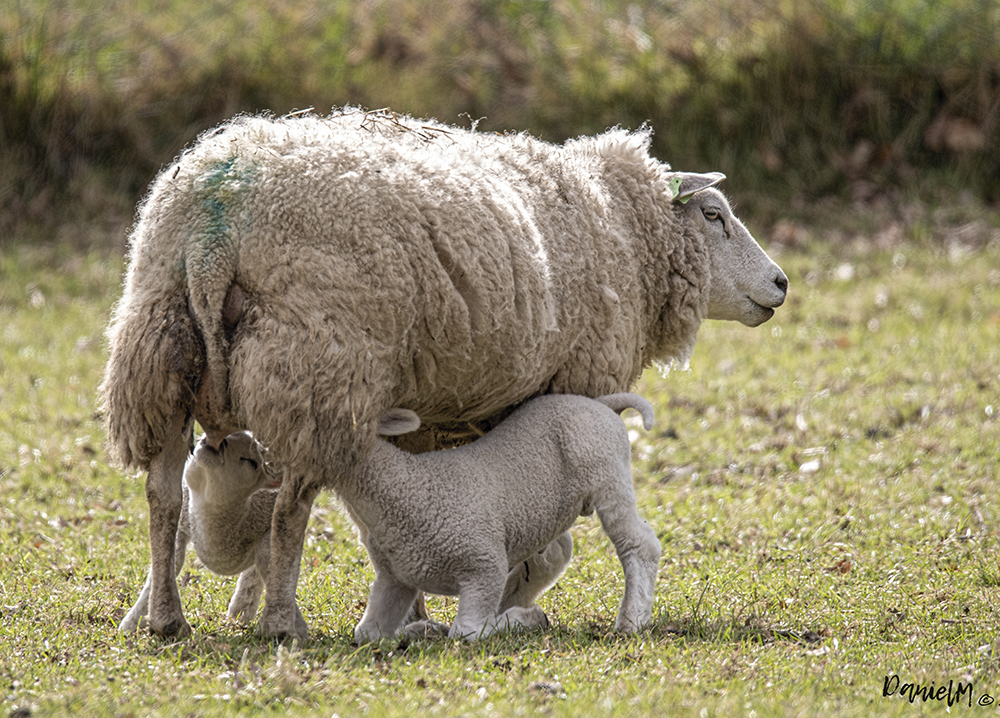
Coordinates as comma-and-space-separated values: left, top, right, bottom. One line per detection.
103, 108, 787, 641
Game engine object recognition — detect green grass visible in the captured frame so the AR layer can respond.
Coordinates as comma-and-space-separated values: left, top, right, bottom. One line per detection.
2, 209, 1000, 716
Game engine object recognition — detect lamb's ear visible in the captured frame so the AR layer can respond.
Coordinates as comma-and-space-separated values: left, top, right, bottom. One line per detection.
184, 465, 206, 493
377, 408, 422, 436
669, 172, 725, 203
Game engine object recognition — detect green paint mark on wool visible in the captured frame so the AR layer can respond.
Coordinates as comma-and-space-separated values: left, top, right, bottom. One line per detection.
194, 157, 256, 267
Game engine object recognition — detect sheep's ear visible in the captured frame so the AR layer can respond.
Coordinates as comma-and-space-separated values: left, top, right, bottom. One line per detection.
669, 172, 725, 204
377, 408, 422, 436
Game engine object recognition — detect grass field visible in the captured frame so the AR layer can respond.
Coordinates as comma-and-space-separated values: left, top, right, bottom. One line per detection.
2, 205, 1000, 716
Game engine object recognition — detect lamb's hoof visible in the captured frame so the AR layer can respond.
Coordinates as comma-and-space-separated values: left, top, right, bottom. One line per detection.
119, 613, 148, 634
399, 619, 450, 643
502, 605, 549, 633
612, 614, 650, 634
227, 609, 251, 626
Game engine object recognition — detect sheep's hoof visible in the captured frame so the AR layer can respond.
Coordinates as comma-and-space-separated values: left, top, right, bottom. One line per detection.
294, 610, 310, 643
257, 610, 309, 643
149, 616, 192, 639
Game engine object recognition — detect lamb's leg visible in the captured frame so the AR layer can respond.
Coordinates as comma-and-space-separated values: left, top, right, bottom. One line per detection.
595, 481, 661, 633
230, 530, 307, 637
120, 485, 192, 632
228, 567, 265, 624
257, 474, 319, 642
498, 531, 573, 612
406, 591, 430, 623
132, 409, 193, 637
233, 566, 310, 634
450, 561, 547, 642
354, 574, 420, 643
227, 529, 270, 624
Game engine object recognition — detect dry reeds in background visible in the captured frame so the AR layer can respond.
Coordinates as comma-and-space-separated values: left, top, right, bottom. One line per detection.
2, 0, 998, 246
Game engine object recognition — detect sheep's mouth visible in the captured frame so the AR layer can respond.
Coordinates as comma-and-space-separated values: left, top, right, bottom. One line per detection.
743, 297, 776, 326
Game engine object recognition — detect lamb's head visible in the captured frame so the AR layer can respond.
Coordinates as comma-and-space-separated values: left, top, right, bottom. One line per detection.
185, 431, 280, 506
672, 173, 788, 327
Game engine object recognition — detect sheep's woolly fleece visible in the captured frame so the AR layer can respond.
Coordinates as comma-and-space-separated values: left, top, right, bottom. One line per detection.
103, 108, 709, 479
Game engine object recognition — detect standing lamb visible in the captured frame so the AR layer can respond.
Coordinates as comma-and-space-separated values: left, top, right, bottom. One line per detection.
349, 392, 660, 642
103, 108, 787, 641
119, 431, 309, 635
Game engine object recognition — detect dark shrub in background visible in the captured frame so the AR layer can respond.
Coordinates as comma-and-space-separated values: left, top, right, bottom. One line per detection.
2, 0, 997, 243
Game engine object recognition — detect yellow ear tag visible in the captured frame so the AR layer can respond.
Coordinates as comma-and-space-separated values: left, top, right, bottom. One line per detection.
667, 176, 689, 203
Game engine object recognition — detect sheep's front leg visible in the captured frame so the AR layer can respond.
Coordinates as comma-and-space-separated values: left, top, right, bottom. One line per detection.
258, 474, 318, 642
499, 532, 573, 612
128, 410, 193, 638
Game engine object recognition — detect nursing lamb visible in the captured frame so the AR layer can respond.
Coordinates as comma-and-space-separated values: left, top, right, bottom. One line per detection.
103, 109, 787, 640
119, 432, 309, 635
350, 393, 660, 642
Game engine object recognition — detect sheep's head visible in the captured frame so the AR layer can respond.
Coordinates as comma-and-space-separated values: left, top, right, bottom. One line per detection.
672, 173, 787, 327
185, 431, 280, 506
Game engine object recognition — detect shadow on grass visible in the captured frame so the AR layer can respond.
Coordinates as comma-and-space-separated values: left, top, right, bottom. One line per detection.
648, 615, 823, 647
115, 608, 827, 673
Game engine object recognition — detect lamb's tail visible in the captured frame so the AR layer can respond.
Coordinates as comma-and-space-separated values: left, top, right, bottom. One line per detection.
594, 393, 655, 431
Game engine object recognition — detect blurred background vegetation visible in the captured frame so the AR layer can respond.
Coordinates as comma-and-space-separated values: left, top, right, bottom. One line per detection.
1, 0, 998, 247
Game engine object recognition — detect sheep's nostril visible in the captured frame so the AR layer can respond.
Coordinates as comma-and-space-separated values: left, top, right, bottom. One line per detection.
775, 273, 788, 294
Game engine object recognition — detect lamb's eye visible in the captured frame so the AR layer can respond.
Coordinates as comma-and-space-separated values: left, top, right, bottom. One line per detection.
703, 207, 722, 221
240, 457, 259, 471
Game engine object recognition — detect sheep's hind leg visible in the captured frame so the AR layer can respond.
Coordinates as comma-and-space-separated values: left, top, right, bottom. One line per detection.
120, 486, 192, 632
499, 531, 573, 612
258, 475, 319, 642
595, 486, 661, 633
132, 410, 193, 638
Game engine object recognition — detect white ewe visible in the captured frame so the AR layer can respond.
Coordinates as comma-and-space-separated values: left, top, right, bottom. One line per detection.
103, 109, 786, 640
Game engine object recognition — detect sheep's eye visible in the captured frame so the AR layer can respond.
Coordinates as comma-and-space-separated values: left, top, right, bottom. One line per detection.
240, 457, 259, 471
703, 207, 722, 221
